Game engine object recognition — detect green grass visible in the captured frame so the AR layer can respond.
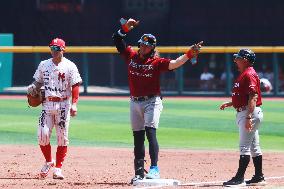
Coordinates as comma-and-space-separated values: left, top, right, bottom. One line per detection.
0, 98, 283, 151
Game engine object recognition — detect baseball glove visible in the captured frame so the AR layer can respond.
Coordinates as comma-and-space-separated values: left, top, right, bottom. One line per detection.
27, 90, 44, 107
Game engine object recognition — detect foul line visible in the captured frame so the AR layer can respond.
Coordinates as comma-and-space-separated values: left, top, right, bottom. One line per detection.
134, 175, 284, 189
265, 176, 284, 180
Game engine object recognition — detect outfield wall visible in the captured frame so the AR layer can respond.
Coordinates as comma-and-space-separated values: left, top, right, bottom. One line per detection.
0, 46, 284, 96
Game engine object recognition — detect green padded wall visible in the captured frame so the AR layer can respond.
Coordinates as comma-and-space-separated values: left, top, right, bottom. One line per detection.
0, 34, 13, 92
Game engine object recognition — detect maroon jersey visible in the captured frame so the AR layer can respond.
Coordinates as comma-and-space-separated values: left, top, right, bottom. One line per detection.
122, 46, 170, 96
232, 67, 262, 108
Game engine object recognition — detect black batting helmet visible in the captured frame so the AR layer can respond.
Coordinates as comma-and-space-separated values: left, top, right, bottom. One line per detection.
233, 49, 256, 65
138, 34, 157, 48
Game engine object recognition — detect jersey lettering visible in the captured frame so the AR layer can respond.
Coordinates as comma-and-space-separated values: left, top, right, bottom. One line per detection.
58, 72, 65, 82
234, 83, 240, 88
129, 70, 153, 78
129, 60, 154, 71
33, 57, 82, 98
121, 46, 170, 96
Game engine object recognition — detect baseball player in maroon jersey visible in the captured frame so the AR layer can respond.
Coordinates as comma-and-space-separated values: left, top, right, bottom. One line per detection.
112, 18, 203, 183
220, 49, 266, 186
27, 38, 82, 179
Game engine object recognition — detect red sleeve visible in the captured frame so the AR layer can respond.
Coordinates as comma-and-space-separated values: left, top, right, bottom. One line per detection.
121, 46, 136, 63
71, 83, 80, 104
157, 58, 171, 72
245, 74, 258, 94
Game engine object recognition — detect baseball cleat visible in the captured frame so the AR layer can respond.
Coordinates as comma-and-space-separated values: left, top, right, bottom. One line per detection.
246, 175, 266, 186
130, 175, 144, 185
223, 176, 245, 187
145, 166, 160, 179
53, 167, 64, 180
39, 159, 55, 179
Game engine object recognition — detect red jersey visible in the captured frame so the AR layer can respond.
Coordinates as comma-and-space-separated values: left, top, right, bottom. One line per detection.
122, 46, 170, 96
232, 67, 262, 108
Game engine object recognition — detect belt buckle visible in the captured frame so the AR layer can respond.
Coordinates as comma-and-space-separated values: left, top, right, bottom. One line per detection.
46, 97, 66, 102
132, 95, 154, 101
131, 96, 138, 101
132, 96, 146, 101
237, 106, 245, 112
49, 97, 57, 102
47, 97, 53, 101
138, 96, 146, 101
142, 95, 152, 101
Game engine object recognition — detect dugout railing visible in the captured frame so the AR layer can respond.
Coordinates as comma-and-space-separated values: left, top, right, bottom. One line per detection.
0, 46, 283, 96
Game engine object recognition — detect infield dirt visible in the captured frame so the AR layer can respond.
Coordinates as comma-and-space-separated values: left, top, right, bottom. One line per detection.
0, 145, 283, 188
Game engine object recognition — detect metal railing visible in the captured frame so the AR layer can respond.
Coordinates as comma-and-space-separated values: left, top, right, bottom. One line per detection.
1, 46, 284, 53
0, 46, 283, 96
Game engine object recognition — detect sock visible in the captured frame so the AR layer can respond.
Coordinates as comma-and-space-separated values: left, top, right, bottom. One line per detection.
253, 155, 263, 176
40, 143, 52, 162
145, 127, 159, 166
235, 155, 250, 178
56, 146, 67, 168
133, 130, 145, 160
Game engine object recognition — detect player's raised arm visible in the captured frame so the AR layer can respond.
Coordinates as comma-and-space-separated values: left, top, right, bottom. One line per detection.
112, 18, 139, 54
168, 41, 203, 70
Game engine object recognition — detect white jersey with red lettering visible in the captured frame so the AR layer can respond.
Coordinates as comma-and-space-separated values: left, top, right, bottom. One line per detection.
34, 57, 82, 100
34, 57, 82, 146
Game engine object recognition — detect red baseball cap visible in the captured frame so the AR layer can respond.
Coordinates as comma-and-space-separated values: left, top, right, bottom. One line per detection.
49, 38, 66, 49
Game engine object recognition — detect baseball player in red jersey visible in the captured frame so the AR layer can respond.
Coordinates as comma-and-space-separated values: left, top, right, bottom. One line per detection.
112, 18, 203, 183
220, 49, 266, 187
27, 38, 82, 179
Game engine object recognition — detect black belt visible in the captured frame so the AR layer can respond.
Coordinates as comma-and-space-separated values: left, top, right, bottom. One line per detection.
131, 95, 156, 101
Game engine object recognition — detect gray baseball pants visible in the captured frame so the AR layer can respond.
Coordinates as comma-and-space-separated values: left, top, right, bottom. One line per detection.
130, 96, 163, 131
236, 106, 263, 157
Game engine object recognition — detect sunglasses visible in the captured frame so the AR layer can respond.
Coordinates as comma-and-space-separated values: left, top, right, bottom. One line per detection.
50, 46, 62, 52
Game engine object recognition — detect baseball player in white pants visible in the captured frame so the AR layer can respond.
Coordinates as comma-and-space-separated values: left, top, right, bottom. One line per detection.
27, 38, 82, 179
